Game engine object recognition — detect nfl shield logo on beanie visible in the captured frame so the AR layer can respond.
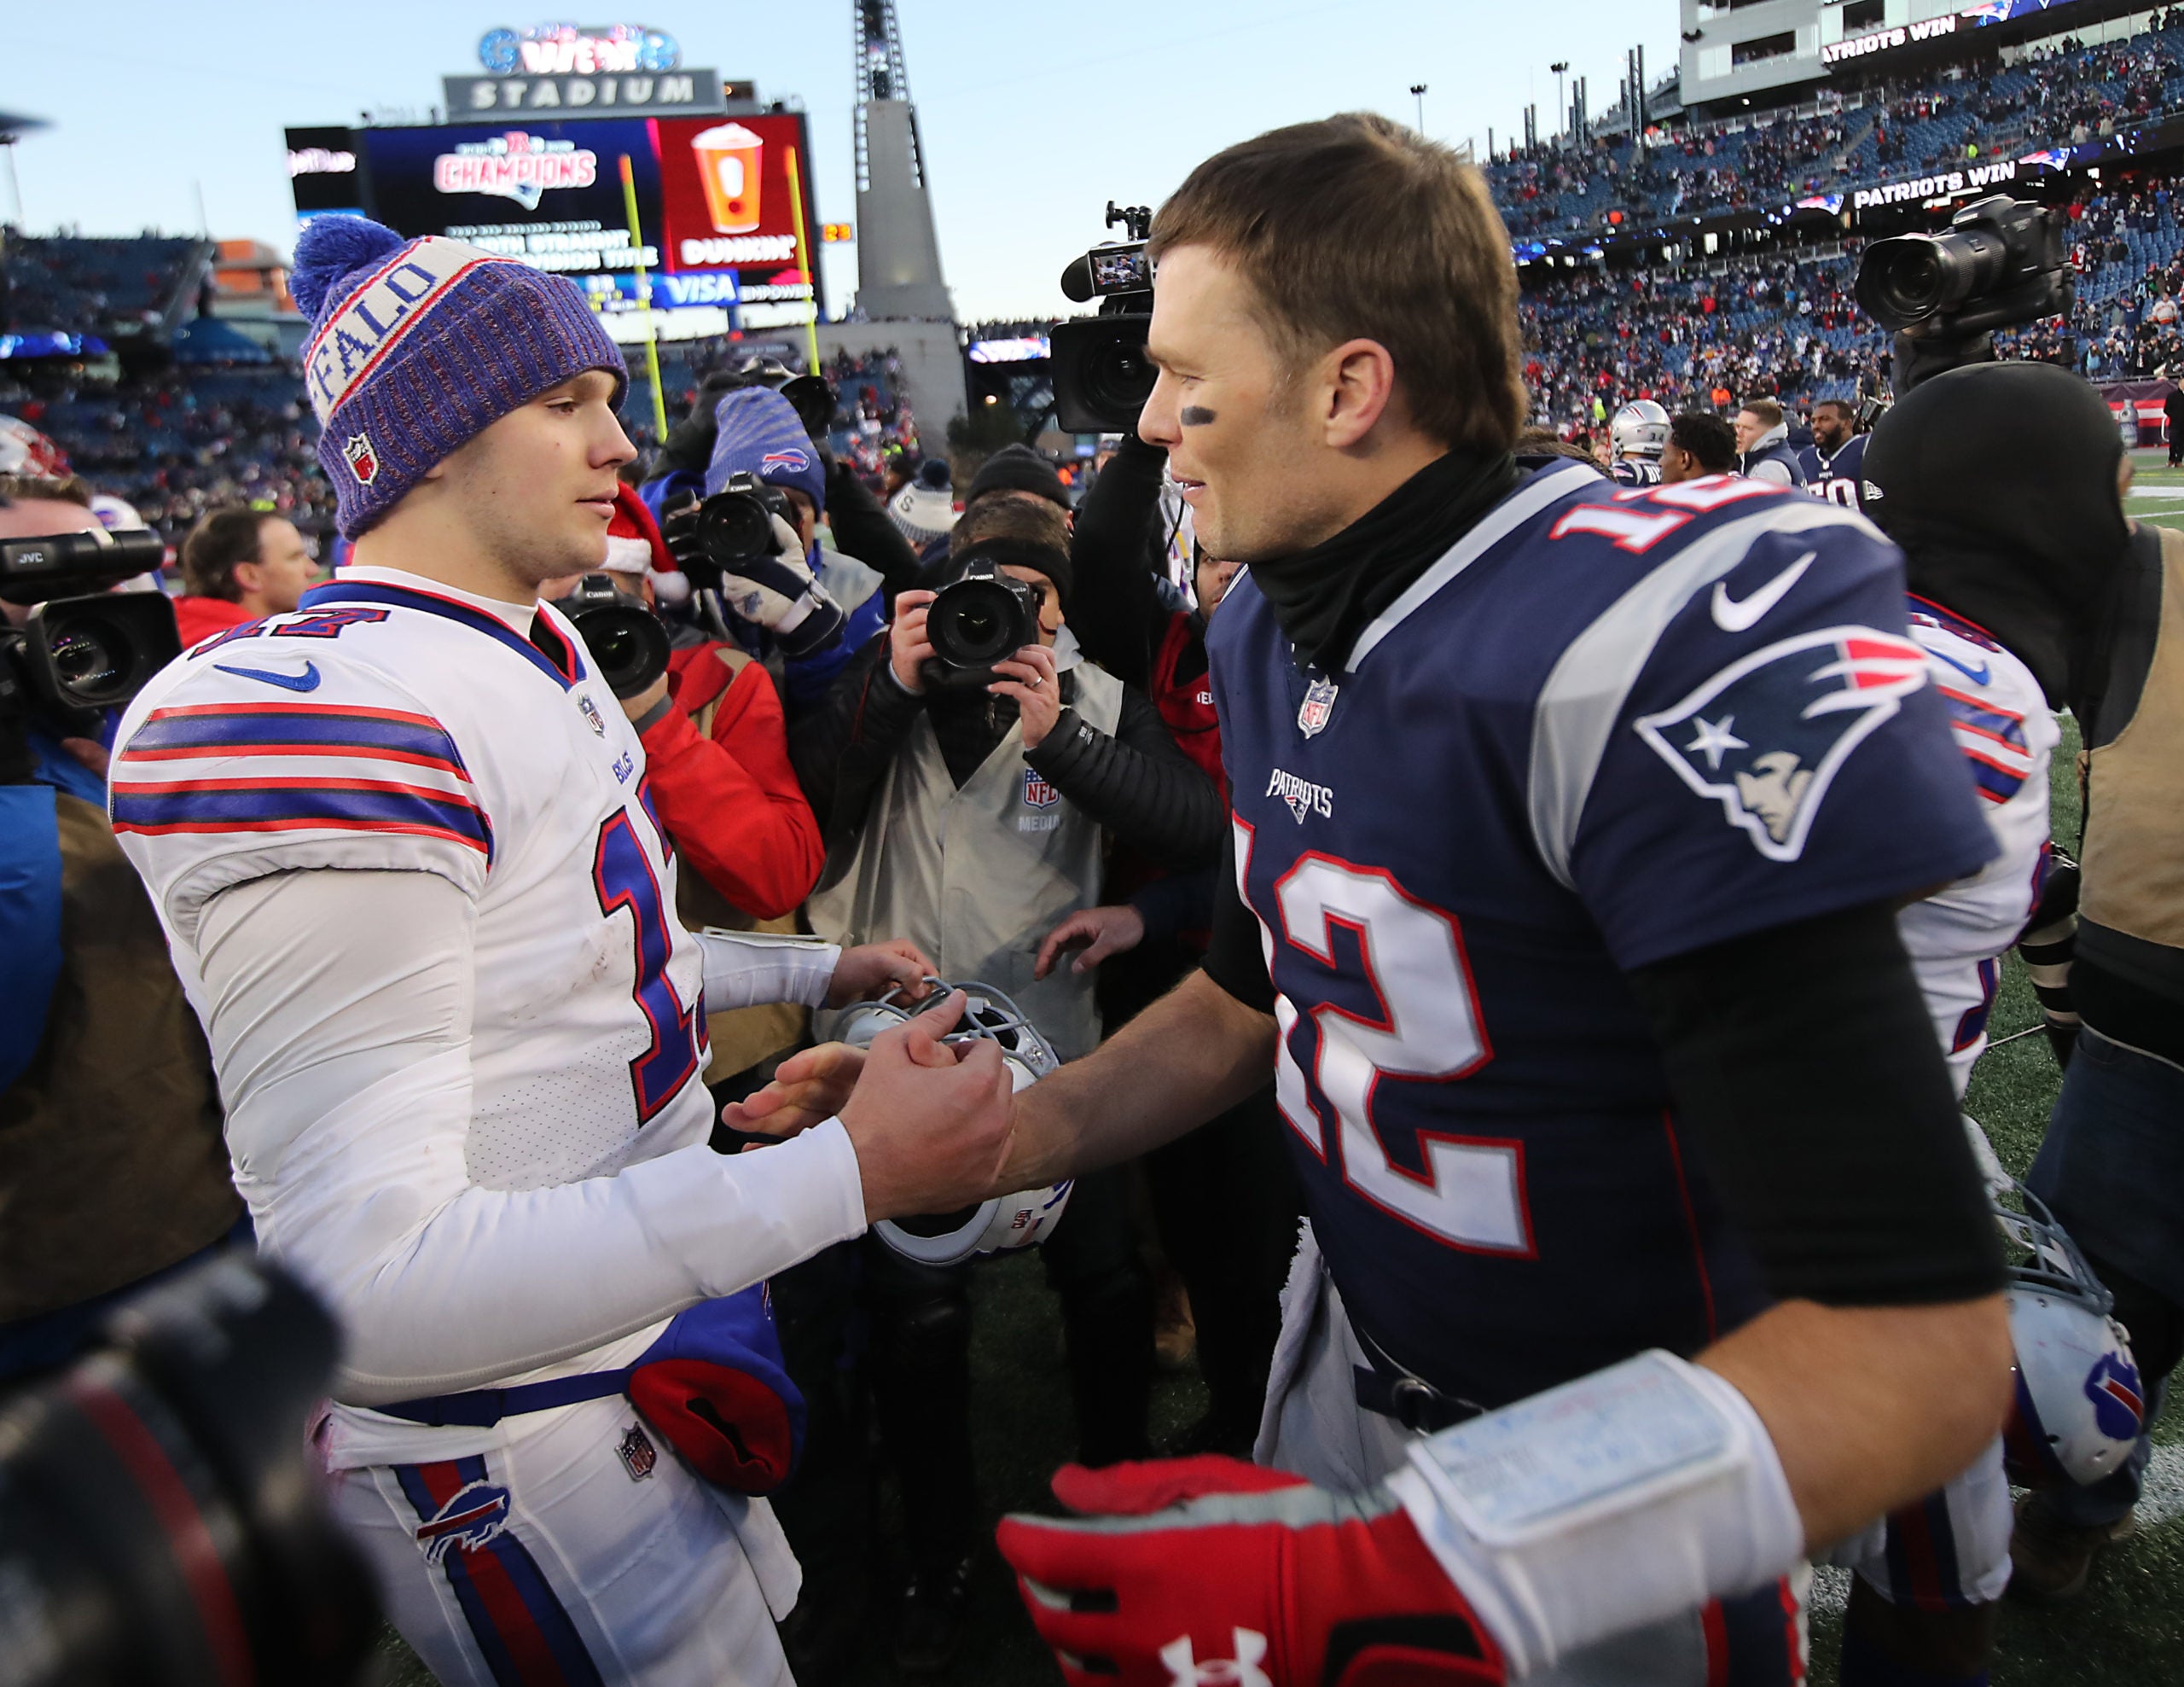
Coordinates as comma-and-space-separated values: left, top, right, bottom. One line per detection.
342, 434, 380, 486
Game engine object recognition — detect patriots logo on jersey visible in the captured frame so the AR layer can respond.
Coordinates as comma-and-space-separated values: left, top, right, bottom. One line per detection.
2085, 1351, 2145, 1443
412, 1479, 511, 1564
1635, 626, 1928, 862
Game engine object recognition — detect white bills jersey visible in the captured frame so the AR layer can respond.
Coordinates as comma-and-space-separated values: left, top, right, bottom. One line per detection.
1894, 595, 2059, 1096
110, 565, 715, 1192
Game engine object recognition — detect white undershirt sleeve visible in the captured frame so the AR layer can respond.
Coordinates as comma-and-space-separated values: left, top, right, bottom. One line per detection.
197, 869, 867, 1406
694, 927, 840, 1013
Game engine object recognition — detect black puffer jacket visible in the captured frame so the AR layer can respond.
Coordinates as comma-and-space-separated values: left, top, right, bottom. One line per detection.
790, 631, 1224, 870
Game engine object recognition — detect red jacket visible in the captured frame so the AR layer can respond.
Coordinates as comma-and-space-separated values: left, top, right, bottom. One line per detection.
171, 595, 254, 646
641, 642, 824, 921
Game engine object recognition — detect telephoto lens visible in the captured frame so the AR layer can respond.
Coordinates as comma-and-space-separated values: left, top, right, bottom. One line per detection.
921, 558, 1045, 689
0, 1252, 381, 1687
559, 573, 672, 700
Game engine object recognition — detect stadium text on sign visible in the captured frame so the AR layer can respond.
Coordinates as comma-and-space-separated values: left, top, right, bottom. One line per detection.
1851, 159, 2019, 210
475, 23, 680, 76
1822, 14, 1960, 66
433, 134, 599, 210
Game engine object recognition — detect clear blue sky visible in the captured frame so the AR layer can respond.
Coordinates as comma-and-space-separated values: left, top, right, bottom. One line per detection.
4, 1, 1679, 321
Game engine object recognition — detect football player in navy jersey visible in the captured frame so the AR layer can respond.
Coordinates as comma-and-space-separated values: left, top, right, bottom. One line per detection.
741, 114, 2012, 1687
1799, 398, 1869, 510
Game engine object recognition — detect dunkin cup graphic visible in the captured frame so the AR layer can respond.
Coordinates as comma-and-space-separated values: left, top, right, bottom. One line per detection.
692, 122, 764, 234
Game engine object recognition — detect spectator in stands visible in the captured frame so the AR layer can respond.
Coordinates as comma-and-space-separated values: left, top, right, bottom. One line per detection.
0, 474, 242, 1380
1662, 410, 1739, 481
779, 528, 1223, 1672
172, 506, 319, 643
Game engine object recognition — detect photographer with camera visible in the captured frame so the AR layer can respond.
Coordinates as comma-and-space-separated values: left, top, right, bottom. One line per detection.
544, 486, 825, 1082
0, 474, 239, 1382
775, 525, 1222, 1671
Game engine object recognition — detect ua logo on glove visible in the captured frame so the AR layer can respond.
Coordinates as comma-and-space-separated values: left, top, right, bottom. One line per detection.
1162, 1627, 1271, 1686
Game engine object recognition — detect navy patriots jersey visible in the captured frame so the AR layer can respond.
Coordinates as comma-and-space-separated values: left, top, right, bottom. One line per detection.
1610, 457, 1663, 486
1211, 459, 1995, 1411
1798, 433, 1868, 511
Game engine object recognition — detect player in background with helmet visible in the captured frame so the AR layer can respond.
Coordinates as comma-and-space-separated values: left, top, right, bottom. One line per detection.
1824, 362, 2107, 1687
107, 216, 1015, 1687
1606, 398, 1670, 486
741, 115, 2016, 1687
1799, 398, 1868, 511
1735, 397, 1809, 487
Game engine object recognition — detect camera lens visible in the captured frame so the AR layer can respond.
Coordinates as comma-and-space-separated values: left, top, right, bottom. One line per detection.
47, 619, 125, 696
696, 491, 777, 564
1082, 335, 1156, 423
929, 579, 1031, 667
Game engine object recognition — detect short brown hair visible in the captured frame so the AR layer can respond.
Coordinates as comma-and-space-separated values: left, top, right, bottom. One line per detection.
181, 508, 270, 602
950, 491, 1069, 558
1148, 113, 1526, 454
0, 474, 93, 508
1738, 398, 1785, 429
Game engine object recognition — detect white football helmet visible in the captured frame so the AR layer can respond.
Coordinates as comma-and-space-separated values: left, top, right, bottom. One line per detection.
838, 980, 1074, 1267
1610, 399, 1671, 462
1995, 1179, 2145, 1487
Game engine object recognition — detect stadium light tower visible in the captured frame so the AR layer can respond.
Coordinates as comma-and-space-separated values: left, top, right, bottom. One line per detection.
851, 0, 954, 322
1549, 62, 1569, 146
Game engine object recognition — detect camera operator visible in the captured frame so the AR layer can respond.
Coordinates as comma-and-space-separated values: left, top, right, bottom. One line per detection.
0, 475, 241, 1380
1734, 397, 1809, 486
543, 487, 826, 1082
1661, 410, 1740, 482
171, 506, 322, 645
1042, 428, 1299, 1457
775, 528, 1223, 1671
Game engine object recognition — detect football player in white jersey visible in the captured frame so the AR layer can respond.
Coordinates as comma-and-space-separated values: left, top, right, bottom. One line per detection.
108, 218, 1014, 1687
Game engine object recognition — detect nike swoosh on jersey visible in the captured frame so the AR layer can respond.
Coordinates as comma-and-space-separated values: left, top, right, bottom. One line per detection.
1926, 646, 1992, 686
1711, 552, 1814, 632
213, 660, 323, 692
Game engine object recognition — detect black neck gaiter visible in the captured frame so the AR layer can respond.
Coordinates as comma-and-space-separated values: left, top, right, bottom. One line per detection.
1245, 448, 1522, 674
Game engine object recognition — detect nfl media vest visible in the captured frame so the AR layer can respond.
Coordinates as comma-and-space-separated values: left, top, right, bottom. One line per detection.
809, 646, 1124, 1061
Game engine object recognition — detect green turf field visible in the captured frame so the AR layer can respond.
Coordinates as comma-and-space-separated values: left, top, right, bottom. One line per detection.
378, 476, 2183, 1685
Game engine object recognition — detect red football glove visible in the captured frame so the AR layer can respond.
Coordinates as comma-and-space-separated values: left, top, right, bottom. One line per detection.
996, 1455, 1506, 1687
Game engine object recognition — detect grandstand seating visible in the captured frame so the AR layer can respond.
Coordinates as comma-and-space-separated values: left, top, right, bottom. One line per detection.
1, 235, 212, 341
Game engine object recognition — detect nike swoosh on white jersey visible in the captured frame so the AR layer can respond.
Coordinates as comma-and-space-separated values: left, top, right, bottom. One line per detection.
1711, 552, 1814, 632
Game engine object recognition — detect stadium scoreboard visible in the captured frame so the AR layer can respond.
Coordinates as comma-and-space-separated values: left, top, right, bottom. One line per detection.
284, 102, 825, 338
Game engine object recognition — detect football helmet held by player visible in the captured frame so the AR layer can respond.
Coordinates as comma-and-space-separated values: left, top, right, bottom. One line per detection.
1995, 1181, 2144, 1487
839, 980, 1074, 1265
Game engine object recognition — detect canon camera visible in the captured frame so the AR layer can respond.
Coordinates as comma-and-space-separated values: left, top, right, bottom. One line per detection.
922, 555, 1046, 690
1856, 195, 2073, 392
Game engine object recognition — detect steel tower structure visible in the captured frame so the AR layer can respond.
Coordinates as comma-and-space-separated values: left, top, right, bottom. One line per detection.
851, 0, 953, 321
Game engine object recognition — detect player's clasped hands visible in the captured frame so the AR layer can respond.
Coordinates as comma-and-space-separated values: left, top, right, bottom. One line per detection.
829, 991, 1015, 1224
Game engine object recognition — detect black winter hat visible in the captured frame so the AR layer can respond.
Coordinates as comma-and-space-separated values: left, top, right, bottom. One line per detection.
968, 444, 1072, 510
947, 534, 1073, 607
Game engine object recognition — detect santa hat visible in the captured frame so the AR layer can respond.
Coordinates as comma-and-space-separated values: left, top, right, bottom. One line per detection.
607, 485, 691, 607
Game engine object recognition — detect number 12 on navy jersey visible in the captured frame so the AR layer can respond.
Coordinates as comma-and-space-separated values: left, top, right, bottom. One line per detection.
1239, 819, 1533, 1257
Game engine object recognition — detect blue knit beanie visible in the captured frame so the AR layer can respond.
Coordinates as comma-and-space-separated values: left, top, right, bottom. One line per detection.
706, 387, 826, 515
291, 217, 627, 538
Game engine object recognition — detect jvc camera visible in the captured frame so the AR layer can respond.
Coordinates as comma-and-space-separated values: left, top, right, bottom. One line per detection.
0, 529, 178, 733
1856, 195, 2073, 392
1050, 201, 1157, 434
560, 573, 671, 701
660, 470, 793, 592
922, 553, 1045, 690
0, 1252, 380, 1685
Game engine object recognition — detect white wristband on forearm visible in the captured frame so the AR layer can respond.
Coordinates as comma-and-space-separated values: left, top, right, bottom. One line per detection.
695, 927, 841, 1013
1384, 1350, 1804, 1678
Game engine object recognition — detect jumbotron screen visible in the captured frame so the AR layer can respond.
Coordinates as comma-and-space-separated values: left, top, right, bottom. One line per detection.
288, 111, 823, 328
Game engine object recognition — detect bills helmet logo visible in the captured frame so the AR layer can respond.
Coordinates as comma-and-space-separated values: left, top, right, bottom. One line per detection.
2085, 1352, 2145, 1443
342, 433, 380, 486
1635, 625, 1927, 862
1022, 769, 1060, 810
761, 448, 810, 474
412, 1480, 511, 1564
